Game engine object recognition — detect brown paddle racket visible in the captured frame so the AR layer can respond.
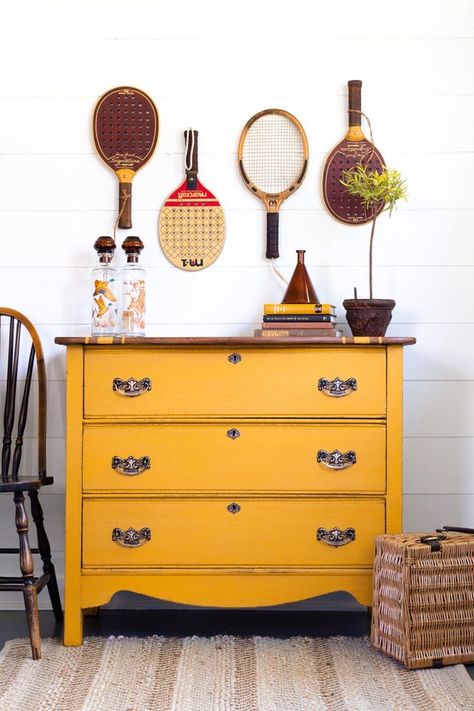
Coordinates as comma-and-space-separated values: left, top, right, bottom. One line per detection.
322, 80, 385, 225
159, 129, 225, 270
238, 109, 308, 259
93, 86, 159, 229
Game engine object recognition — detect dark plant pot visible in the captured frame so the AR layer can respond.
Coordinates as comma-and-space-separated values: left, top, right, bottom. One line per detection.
343, 299, 396, 337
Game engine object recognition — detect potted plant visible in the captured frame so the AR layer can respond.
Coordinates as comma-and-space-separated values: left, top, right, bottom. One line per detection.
340, 163, 407, 336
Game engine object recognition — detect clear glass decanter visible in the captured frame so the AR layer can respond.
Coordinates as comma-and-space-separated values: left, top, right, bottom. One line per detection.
91, 236, 119, 336
120, 236, 146, 336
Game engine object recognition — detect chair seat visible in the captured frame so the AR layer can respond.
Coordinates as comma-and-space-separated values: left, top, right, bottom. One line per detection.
0, 476, 54, 493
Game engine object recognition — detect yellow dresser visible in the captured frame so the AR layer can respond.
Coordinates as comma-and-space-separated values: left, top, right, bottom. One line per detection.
55, 335, 415, 645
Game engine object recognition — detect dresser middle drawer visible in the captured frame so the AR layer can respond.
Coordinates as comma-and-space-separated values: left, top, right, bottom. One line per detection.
83, 424, 386, 493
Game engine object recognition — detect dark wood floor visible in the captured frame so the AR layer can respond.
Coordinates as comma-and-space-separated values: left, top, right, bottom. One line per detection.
0, 609, 473, 680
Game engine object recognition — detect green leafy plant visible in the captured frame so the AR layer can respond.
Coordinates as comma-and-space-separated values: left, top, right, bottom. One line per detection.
340, 164, 407, 299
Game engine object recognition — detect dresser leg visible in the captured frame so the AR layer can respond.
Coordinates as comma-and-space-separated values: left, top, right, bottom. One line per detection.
64, 605, 84, 646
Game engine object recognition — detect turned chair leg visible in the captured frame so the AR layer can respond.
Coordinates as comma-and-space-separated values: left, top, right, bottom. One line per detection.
14, 491, 42, 660
29, 489, 63, 621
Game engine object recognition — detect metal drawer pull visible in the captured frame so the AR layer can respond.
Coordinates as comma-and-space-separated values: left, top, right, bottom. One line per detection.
228, 353, 242, 364
227, 503, 241, 514
112, 377, 152, 397
318, 377, 357, 397
227, 428, 241, 439
317, 449, 356, 470
112, 527, 151, 547
316, 527, 356, 547
111, 456, 151, 476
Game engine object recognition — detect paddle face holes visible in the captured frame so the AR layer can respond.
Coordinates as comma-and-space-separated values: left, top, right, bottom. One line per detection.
94, 88, 159, 166
323, 140, 385, 224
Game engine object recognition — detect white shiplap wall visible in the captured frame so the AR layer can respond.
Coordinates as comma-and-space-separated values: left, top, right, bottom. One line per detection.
1, 0, 473, 610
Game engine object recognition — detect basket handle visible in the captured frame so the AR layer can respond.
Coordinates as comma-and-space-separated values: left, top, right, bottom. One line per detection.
420, 533, 446, 551
439, 526, 474, 534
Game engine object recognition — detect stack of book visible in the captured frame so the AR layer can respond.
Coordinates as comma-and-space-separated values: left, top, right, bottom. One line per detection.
254, 303, 341, 338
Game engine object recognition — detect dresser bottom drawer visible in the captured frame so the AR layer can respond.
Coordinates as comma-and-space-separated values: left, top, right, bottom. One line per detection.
82, 499, 385, 568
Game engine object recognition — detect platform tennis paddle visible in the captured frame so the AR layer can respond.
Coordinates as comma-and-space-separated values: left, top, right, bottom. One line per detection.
238, 109, 308, 259
93, 86, 159, 229
159, 129, 225, 270
322, 80, 385, 225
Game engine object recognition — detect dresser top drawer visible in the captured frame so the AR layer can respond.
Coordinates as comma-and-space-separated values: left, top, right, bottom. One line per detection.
82, 346, 387, 418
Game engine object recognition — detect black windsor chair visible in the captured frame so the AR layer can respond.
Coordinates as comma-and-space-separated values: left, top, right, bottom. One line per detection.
0, 308, 62, 659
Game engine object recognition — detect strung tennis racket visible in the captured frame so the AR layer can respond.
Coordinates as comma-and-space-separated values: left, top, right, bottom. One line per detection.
238, 109, 308, 259
159, 129, 225, 271
93, 86, 159, 229
322, 80, 385, 225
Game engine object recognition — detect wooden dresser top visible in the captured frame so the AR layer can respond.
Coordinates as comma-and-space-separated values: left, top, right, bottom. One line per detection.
55, 336, 416, 347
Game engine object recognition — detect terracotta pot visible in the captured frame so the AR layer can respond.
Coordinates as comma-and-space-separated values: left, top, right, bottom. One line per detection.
343, 299, 396, 337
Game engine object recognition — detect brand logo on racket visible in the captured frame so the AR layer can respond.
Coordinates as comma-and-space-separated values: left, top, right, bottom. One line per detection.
178, 190, 209, 200
181, 259, 204, 268
108, 152, 143, 168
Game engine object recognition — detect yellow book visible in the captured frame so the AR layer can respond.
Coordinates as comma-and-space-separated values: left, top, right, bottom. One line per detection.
264, 303, 336, 315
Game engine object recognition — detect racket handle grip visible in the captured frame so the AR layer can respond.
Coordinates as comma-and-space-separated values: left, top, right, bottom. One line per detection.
118, 182, 132, 229
184, 130, 199, 189
348, 80, 362, 127
266, 212, 279, 259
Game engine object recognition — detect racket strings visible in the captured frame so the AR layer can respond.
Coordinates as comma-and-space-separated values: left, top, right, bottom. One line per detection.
160, 207, 225, 262
113, 189, 130, 244
347, 109, 376, 165
184, 129, 195, 172
241, 114, 306, 194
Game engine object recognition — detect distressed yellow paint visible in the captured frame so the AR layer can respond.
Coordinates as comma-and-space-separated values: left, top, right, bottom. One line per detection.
63, 346, 85, 646
80, 572, 374, 609
386, 346, 404, 534
58, 340, 409, 645
84, 347, 386, 418
83, 423, 386, 494
83, 498, 384, 568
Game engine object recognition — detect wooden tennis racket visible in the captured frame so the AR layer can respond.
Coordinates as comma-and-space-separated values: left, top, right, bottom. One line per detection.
322, 80, 385, 225
238, 109, 308, 259
159, 129, 225, 271
93, 86, 159, 229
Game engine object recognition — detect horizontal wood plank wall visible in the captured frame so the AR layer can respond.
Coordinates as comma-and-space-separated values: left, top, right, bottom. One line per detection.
0, 0, 472, 608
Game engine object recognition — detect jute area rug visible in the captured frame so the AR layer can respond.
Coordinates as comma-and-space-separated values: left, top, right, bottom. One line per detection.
0, 636, 473, 711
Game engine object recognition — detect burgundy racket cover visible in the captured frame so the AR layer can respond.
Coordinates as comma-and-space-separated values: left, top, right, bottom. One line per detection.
93, 86, 159, 228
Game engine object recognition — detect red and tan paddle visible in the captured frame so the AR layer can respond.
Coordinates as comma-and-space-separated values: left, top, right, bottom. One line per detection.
322, 80, 385, 225
159, 129, 225, 270
93, 86, 159, 229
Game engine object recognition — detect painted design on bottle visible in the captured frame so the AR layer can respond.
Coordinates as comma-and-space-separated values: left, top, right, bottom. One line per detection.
122, 276, 146, 334
121, 236, 146, 336
91, 236, 119, 336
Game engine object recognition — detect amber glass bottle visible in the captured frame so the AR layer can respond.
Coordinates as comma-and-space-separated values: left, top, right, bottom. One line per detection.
282, 250, 319, 304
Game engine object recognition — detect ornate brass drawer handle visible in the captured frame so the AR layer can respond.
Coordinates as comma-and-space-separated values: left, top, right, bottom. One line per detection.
318, 377, 357, 397
316, 527, 356, 547
111, 456, 151, 476
317, 449, 357, 470
112, 527, 151, 547
227, 428, 241, 439
112, 377, 152, 397
228, 353, 242, 364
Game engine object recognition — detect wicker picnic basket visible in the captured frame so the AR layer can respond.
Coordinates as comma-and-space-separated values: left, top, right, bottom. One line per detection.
371, 527, 474, 669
